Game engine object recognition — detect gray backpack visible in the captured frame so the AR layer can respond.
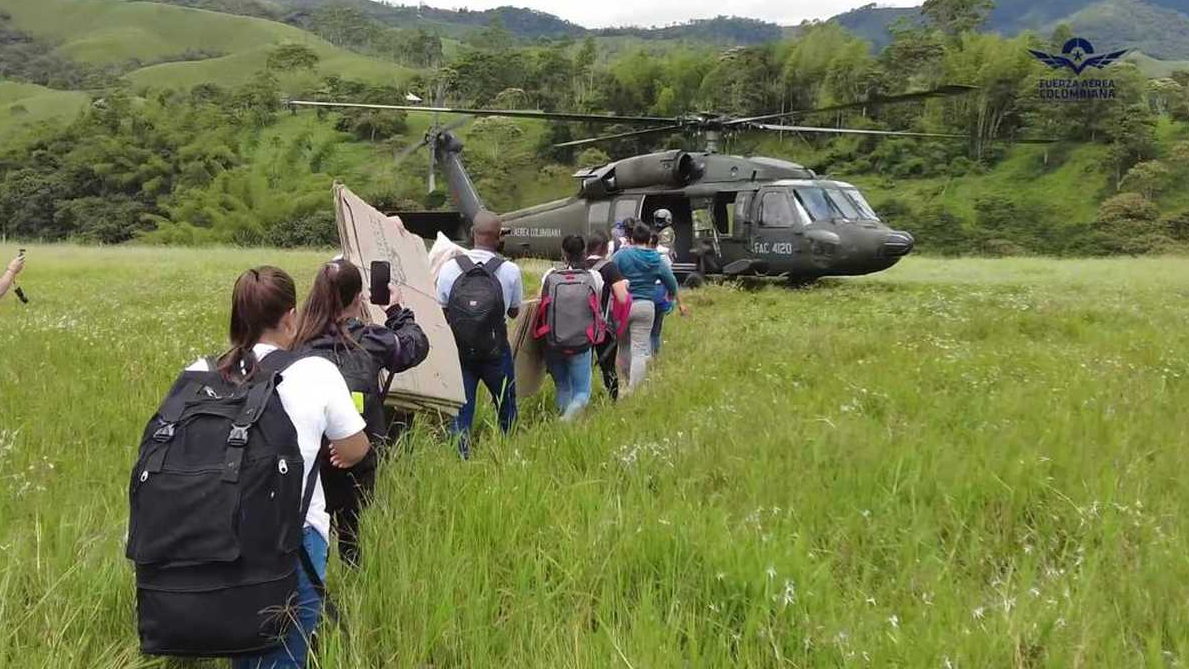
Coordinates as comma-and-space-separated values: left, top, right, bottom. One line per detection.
535, 268, 604, 353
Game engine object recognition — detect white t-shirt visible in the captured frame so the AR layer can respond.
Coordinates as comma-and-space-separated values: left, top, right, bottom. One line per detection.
187, 343, 366, 543
435, 249, 524, 315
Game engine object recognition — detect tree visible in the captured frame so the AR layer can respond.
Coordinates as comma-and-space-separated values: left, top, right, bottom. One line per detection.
267, 43, 320, 71
1120, 161, 1170, 200
921, 0, 994, 36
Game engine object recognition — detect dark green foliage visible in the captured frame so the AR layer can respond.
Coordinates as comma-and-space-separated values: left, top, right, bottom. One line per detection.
921, 0, 994, 35
597, 17, 781, 45
264, 210, 337, 247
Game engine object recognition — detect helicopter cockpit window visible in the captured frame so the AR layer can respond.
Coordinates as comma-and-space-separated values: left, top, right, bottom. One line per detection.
824, 189, 861, 220
843, 188, 880, 220
588, 201, 611, 228
792, 188, 834, 222
613, 197, 639, 224
760, 191, 797, 227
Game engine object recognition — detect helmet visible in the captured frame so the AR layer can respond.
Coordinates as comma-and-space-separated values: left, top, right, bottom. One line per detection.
653, 209, 673, 227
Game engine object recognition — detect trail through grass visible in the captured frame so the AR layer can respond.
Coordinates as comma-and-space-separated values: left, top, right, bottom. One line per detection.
1, 246, 1187, 667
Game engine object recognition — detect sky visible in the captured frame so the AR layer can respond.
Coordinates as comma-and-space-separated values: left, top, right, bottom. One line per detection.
414, 1, 921, 29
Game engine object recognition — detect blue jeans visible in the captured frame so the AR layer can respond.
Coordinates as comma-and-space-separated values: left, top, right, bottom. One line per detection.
450, 346, 517, 458
232, 527, 327, 669
650, 308, 667, 355
546, 350, 593, 420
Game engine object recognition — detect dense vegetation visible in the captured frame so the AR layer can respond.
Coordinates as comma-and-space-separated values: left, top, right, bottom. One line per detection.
3, 0, 1189, 256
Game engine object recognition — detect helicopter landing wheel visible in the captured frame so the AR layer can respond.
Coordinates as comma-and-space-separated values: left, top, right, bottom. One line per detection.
684, 271, 706, 289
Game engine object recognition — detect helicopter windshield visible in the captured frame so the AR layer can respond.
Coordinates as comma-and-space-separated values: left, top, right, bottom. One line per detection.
842, 188, 880, 220
824, 190, 861, 220
794, 187, 877, 222
793, 188, 834, 221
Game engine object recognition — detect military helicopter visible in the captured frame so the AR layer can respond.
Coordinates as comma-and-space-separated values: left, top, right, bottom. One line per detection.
290, 86, 1047, 284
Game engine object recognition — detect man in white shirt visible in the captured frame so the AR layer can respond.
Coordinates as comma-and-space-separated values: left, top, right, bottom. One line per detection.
435, 211, 523, 457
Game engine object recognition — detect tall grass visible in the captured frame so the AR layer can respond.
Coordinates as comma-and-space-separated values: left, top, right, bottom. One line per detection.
1, 245, 1186, 667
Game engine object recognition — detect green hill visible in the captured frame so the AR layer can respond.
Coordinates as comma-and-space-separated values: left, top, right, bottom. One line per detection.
0, 0, 408, 88
0, 80, 88, 138
833, 0, 1189, 60
1126, 50, 1189, 76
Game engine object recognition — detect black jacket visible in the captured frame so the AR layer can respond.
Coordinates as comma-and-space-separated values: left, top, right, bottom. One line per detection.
302, 306, 430, 472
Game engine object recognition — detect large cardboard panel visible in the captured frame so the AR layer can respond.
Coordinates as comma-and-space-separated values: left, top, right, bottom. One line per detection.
511, 298, 546, 397
333, 184, 465, 414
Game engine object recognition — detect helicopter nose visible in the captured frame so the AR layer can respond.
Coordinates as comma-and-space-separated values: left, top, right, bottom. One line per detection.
882, 231, 915, 257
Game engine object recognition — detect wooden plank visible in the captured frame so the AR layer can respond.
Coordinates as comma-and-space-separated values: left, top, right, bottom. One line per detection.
334, 183, 466, 415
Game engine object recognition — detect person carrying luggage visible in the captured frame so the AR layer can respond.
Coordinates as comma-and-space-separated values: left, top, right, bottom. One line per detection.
533, 235, 605, 420
127, 266, 370, 668
291, 259, 430, 567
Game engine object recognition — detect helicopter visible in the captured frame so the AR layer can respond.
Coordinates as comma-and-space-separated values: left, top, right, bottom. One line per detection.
290, 86, 1050, 285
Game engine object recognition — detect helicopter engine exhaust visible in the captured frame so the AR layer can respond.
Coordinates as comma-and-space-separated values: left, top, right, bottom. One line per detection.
580, 150, 701, 197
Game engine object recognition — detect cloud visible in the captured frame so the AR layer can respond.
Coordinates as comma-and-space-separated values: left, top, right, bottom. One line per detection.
414, 0, 920, 29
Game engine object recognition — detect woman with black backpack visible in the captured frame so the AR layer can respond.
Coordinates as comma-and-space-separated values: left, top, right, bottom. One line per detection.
129, 266, 371, 667
291, 259, 430, 567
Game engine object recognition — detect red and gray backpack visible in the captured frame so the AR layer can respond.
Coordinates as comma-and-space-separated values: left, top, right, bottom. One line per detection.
534, 268, 605, 354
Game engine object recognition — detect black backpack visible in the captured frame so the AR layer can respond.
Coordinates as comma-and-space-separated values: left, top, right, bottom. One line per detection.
446, 256, 508, 362
126, 350, 320, 657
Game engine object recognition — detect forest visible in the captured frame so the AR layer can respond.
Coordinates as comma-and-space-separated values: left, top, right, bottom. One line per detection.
3, 0, 1189, 255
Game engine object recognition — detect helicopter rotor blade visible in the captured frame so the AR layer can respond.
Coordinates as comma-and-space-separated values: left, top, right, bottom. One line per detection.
288, 100, 676, 126
555, 124, 687, 149
728, 85, 980, 126
394, 136, 431, 168
751, 123, 1057, 143
751, 123, 969, 140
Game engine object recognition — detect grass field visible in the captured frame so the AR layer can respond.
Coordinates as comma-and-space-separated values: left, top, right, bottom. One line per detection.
1, 245, 1188, 667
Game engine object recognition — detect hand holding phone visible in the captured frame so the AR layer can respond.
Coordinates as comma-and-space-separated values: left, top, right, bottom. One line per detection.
369, 261, 391, 306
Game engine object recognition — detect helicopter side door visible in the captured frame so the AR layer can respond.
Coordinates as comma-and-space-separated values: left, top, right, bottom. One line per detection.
696, 191, 752, 273
751, 188, 807, 272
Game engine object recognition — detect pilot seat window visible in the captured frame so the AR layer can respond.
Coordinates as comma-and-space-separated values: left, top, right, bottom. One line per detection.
613, 198, 639, 225
760, 191, 796, 227
588, 201, 611, 228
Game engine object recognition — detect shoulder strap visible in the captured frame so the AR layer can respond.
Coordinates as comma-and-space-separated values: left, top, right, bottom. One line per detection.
483, 257, 505, 275
256, 349, 306, 376
456, 255, 476, 273
296, 449, 341, 624
591, 258, 610, 273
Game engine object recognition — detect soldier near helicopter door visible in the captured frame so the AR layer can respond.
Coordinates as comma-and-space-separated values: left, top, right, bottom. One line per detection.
653, 209, 675, 252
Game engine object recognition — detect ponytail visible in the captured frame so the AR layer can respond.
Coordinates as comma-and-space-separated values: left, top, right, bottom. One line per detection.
292, 260, 364, 350
217, 266, 296, 383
